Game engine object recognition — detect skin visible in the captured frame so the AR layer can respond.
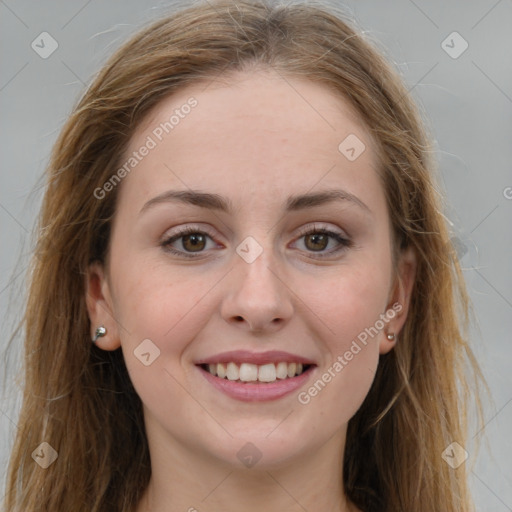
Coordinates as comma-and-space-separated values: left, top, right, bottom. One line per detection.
86, 69, 416, 512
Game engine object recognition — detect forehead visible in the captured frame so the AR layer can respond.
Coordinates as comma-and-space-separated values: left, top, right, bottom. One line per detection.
115, 69, 385, 217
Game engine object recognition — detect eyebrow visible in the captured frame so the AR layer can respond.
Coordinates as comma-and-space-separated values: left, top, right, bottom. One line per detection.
139, 189, 372, 215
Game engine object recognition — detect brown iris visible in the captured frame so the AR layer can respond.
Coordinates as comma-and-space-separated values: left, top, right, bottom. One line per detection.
304, 233, 329, 251
182, 233, 206, 252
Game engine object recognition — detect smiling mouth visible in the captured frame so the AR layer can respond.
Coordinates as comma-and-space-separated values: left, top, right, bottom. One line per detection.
199, 362, 313, 383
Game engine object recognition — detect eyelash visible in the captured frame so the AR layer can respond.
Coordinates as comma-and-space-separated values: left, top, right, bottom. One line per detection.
160, 224, 352, 259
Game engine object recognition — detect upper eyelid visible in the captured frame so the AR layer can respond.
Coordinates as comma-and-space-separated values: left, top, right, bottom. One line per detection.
161, 224, 216, 241
296, 223, 348, 237
162, 222, 347, 241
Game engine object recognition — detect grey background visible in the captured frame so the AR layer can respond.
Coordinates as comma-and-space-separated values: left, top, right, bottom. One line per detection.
1, 0, 511, 509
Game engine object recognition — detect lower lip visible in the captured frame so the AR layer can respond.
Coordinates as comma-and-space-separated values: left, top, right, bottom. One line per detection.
198, 366, 315, 402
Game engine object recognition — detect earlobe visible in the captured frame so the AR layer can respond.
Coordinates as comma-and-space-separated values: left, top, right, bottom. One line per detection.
379, 246, 417, 354
85, 262, 121, 351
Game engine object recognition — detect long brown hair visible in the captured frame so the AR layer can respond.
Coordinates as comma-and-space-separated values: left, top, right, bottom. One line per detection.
4, 1, 484, 510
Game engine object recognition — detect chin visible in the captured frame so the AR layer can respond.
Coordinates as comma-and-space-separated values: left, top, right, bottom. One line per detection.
193, 419, 324, 471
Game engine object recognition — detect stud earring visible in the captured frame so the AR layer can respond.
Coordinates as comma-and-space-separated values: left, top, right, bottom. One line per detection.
386, 333, 395, 341
92, 325, 107, 343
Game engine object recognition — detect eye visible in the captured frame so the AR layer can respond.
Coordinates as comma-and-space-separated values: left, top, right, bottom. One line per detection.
161, 226, 219, 258
293, 224, 352, 257
160, 224, 352, 259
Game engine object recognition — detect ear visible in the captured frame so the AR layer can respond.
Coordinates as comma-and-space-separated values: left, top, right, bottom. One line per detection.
379, 246, 417, 354
85, 261, 121, 351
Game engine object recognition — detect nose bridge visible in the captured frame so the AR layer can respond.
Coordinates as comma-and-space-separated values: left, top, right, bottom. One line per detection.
221, 233, 294, 331
235, 233, 284, 298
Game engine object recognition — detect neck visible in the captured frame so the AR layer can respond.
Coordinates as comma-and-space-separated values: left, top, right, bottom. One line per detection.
136, 425, 358, 512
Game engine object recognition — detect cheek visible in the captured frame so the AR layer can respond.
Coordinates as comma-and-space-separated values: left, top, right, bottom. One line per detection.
299, 281, 383, 427
111, 259, 216, 349
296, 258, 390, 417
308, 259, 392, 348
110, 262, 213, 422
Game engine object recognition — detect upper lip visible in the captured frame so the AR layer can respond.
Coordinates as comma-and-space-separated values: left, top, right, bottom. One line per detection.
195, 350, 316, 366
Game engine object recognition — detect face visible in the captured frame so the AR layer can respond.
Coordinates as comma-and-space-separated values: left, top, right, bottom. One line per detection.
87, 69, 415, 470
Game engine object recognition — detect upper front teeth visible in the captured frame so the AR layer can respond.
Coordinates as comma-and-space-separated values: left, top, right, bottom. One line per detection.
206, 362, 305, 382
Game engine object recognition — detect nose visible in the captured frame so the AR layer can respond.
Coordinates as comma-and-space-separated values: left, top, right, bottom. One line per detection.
220, 246, 294, 334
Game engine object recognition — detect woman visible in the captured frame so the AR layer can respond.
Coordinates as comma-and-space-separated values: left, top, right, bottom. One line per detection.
4, 1, 484, 510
